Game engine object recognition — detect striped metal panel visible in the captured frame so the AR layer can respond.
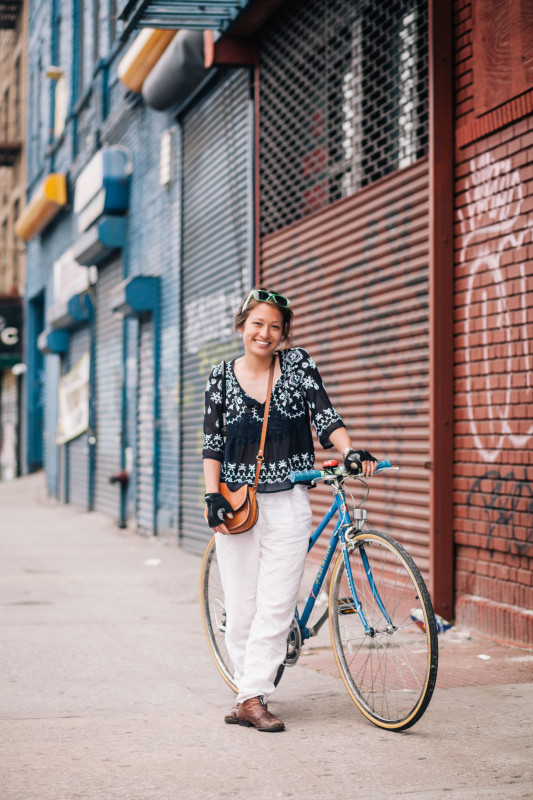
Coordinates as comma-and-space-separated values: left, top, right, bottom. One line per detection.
260, 159, 431, 578
67, 326, 91, 510
180, 68, 252, 552
136, 319, 154, 533
119, 0, 251, 31
94, 260, 123, 520
0, 371, 18, 481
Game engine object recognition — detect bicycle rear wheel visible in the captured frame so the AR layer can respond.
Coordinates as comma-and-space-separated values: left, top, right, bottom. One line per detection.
200, 535, 238, 692
329, 529, 438, 731
200, 535, 285, 693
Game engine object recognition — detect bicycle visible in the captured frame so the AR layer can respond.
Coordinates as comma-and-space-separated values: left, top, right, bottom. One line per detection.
200, 459, 439, 731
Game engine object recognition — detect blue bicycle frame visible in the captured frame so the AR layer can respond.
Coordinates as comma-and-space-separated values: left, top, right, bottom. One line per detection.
291, 462, 394, 639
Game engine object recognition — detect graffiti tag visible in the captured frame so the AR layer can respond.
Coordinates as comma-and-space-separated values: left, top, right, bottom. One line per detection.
466, 468, 533, 558
459, 153, 533, 462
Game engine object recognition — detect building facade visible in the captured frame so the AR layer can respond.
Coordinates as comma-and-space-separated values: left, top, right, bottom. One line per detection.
18, 0, 532, 647
453, 0, 533, 646
0, 0, 27, 481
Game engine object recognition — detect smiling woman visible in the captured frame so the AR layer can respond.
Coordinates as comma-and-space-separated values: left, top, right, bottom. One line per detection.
202, 286, 378, 732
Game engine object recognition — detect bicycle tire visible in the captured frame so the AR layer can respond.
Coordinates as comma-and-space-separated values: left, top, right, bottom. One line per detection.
329, 529, 438, 731
200, 535, 285, 693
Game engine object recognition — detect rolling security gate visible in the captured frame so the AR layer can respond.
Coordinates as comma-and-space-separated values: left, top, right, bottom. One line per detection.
261, 164, 431, 575
180, 68, 252, 552
259, 0, 432, 578
67, 326, 91, 509
0, 371, 18, 481
94, 260, 123, 519
136, 319, 154, 532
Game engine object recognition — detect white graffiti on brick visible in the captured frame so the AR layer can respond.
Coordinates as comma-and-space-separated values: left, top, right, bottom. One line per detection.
458, 153, 532, 462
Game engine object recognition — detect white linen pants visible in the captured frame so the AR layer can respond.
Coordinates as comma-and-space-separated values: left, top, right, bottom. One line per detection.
215, 485, 312, 704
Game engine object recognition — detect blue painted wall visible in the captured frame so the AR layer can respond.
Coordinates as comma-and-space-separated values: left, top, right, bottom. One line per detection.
24, 0, 182, 532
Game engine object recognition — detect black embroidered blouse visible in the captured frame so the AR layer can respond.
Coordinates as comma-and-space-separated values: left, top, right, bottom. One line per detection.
202, 347, 345, 493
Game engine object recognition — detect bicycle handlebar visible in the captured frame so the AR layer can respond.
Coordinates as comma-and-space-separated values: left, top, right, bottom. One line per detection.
290, 460, 394, 484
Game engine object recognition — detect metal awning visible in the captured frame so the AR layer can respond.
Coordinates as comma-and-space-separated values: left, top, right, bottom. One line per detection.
73, 217, 127, 267
37, 327, 69, 356
110, 276, 160, 318
14, 173, 67, 241
119, 0, 252, 33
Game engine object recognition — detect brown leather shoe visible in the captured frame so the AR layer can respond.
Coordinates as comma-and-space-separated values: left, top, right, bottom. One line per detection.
236, 696, 285, 732
224, 703, 239, 724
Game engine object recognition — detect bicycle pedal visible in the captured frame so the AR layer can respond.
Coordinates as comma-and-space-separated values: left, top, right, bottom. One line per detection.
338, 597, 356, 614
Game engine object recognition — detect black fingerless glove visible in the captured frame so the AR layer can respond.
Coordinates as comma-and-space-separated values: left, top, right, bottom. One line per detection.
204, 492, 234, 528
343, 449, 378, 474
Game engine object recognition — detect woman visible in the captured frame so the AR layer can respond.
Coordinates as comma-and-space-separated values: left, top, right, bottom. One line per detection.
203, 288, 377, 732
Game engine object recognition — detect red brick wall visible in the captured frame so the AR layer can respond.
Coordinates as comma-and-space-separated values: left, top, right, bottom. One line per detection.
453, 0, 533, 647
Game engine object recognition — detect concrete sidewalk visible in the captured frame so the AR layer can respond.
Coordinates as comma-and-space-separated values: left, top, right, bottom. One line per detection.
1, 473, 532, 800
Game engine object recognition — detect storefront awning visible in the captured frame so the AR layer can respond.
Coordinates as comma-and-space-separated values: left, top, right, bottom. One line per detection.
37, 327, 69, 356
49, 291, 93, 331
74, 148, 131, 233
119, 0, 252, 32
15, 174, 67, 241
73, 217, 127, 267
110, 276, 160, 318
118, 28, 177, 92
142, 29, 208, 110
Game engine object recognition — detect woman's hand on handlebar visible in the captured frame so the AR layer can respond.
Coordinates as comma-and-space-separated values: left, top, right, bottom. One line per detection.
343, 449, 378, 477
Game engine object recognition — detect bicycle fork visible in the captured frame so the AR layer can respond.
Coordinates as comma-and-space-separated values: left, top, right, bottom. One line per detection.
338, 495, 396, 637
296, 489, 395, 641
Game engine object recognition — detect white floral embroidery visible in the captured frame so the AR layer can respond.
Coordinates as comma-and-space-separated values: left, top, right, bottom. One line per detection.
222, 452, 315, 485
203, 432, 224, 454
312, 407, 342, 440
203, 348, 343, 485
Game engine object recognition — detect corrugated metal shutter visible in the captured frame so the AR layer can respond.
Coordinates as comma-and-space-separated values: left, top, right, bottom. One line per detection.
179, 68, 252, 552
57, 372, 67, 504
260, 159, 431, 578
0, 371, 18, 481
94, 259, 123, 519
67, 326, 91, 509
136, 319, 154, 533
258, 0, 429, 237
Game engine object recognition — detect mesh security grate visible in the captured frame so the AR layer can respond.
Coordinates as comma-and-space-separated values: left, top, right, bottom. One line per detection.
259, 0, 428, 236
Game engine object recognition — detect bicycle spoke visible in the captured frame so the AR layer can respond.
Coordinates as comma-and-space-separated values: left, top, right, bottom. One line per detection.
329, 530, 438, 731
200, 536, 237, 692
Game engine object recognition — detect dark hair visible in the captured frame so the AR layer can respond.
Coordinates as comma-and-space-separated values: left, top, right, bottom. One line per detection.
234, 287, 293, 347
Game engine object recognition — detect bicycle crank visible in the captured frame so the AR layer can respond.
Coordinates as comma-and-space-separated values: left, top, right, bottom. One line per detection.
283, 618, 302, 667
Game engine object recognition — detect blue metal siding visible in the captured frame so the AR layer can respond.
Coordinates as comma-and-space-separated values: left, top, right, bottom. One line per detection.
25, 293, 45, 472
43, 349, 60, 497
135, 319, 154, 532
93, 258, 123, 519
102, 100, 182, 535
25, 208, 78, 483
180, 68, 253, 552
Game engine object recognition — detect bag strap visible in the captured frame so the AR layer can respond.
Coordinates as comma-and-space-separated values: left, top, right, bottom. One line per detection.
221, 360, 227, 440
254, 355, 276, 490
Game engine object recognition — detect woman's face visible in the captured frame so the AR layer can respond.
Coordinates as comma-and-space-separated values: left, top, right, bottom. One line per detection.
240, 302, 284, 359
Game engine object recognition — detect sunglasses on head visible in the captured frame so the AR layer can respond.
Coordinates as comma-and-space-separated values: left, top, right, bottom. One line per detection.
241, 289, 291, 313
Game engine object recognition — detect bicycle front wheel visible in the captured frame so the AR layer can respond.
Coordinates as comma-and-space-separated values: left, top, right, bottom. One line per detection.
329, 529, 438, 731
